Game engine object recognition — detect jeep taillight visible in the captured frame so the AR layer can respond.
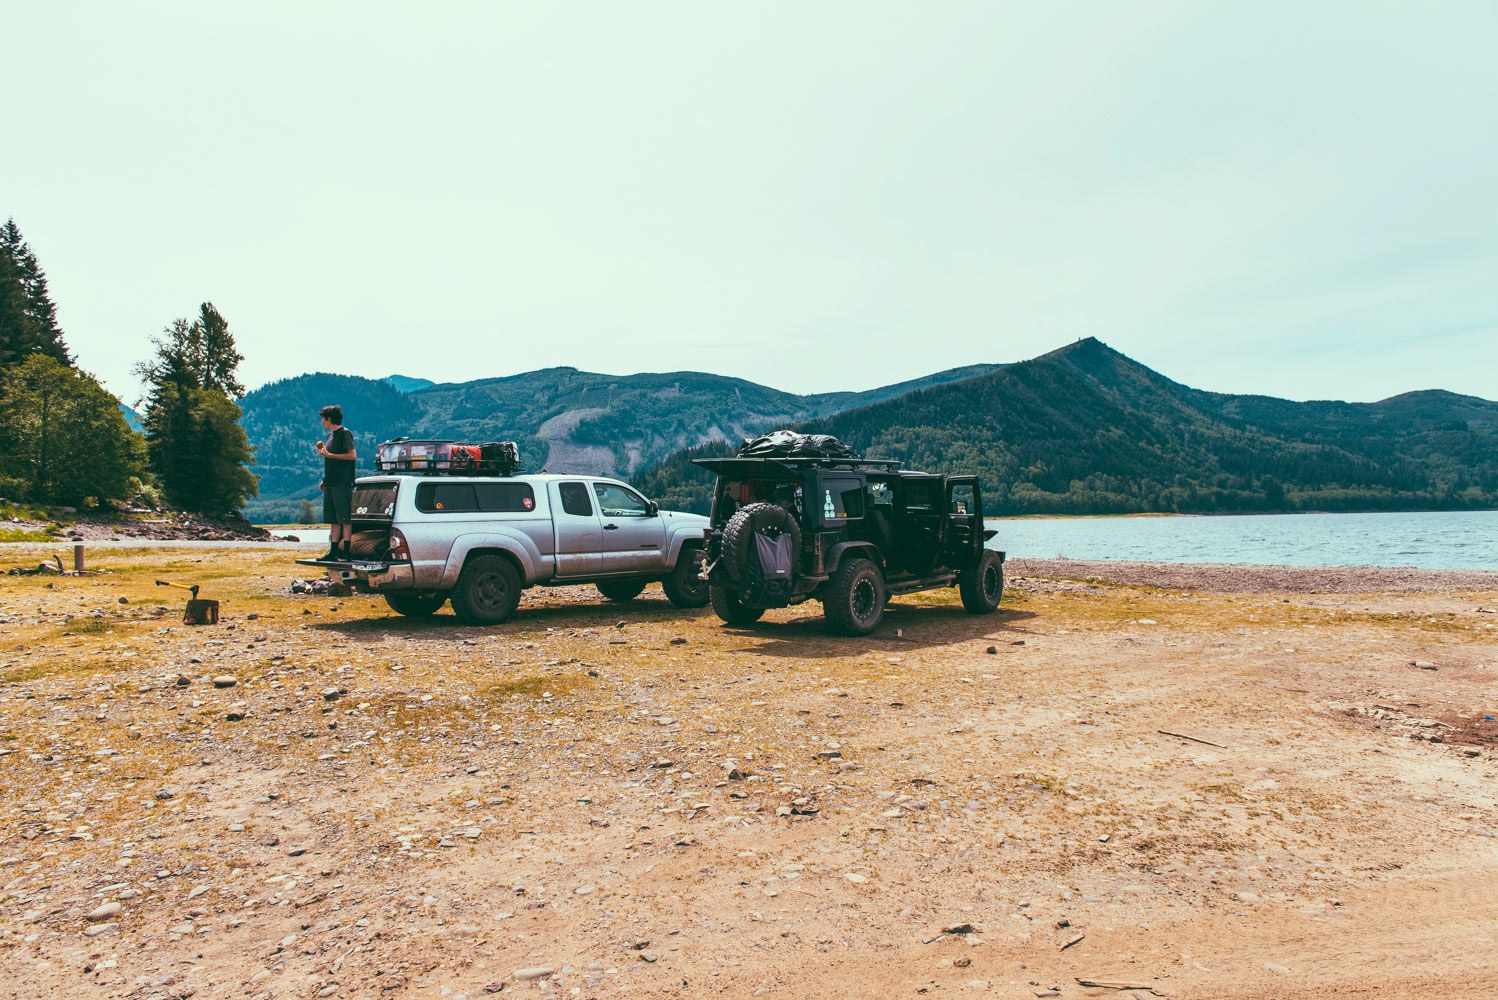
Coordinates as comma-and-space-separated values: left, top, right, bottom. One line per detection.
388, 529, 411, 562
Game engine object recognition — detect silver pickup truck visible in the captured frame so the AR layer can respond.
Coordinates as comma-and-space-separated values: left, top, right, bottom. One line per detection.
298, 474, 710, 625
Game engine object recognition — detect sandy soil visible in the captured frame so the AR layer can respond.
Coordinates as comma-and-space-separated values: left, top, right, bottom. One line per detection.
1, 550, 1496, 999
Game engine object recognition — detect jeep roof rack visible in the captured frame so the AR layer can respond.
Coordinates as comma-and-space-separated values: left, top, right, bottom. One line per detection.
691, 456, 903, 476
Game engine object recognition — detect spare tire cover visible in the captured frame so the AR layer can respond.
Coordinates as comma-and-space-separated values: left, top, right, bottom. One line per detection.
721, 502, 802, 583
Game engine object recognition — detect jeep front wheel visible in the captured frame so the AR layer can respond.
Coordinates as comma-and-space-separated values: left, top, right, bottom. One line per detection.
824, 557, 885, 636
450, 555, 523, 625
662, 548, 710, 608
710, 584, 764, 626
384, 593, 447, 617
958, 549, 1004, 614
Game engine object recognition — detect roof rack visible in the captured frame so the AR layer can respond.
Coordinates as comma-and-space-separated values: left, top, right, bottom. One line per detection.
375, 438, 524, 477
692, 456, 903, 472
374, 458, 526, 476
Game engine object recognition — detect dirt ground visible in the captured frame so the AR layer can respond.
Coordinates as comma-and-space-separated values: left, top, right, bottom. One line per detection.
1, 547, 1496, 1000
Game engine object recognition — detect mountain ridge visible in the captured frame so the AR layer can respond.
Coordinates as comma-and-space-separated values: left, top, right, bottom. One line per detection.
239, 361, 1003, 521
634, 338, 1498, 516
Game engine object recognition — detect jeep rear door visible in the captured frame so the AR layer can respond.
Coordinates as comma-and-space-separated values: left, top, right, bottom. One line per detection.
550, 481, 603, 577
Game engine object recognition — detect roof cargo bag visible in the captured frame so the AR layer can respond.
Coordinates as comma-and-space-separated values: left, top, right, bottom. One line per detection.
376, 438, 522, 475
738, 430, 856, 460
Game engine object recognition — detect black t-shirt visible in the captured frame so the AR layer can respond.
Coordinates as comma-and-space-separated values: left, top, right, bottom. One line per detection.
324, 427, 355, 485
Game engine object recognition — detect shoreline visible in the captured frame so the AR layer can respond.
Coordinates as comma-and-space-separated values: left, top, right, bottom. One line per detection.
1007, 556, 1498, 593
989, 507, 1498, 521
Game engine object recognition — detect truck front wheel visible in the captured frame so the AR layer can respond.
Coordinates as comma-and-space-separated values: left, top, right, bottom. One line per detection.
710, 584, 764, 626
450, 555, 523, 625
662, 548, 710, 608
823, 557, 885, 636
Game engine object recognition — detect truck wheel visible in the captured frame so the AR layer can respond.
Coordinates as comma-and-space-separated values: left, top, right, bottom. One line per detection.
597, 580, 647, 602
710, 584, 764, 626
958, 549, 1004, 614
450, 555, 522, 625
824, 557, 885, 636
662, 548, 709, 608
383, 594, 446, 617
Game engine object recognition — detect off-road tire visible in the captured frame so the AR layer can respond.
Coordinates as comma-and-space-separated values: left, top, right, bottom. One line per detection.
721, 502, 802, 583
597, 579, 648, 602
823, 557, 885, 636
958, 549, 1004, 614
383, 593, 446, 617
450, 555, 523, 626
662, 547, 710, 608
710, 584, 765, 626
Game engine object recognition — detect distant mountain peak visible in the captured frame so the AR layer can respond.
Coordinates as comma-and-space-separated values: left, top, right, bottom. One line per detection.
383, 374, 436, 393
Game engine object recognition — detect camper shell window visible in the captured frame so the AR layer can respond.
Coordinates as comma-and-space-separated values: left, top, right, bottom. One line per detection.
416, 481, 535, 513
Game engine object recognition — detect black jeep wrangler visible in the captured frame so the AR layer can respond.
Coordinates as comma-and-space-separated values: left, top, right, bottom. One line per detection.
693, 434, 1004, 635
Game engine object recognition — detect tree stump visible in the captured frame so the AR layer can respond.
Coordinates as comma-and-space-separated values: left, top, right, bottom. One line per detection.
183, 599, 219, 625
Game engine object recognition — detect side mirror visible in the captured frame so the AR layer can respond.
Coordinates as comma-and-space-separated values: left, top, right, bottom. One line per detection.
645, 501, 659, 516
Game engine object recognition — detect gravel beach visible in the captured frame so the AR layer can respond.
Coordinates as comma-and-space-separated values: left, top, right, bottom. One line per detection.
2, 545, 1495, 999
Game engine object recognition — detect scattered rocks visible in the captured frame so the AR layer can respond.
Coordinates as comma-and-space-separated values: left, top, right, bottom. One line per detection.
86, 902, 121, 920
212, 675, 238, 688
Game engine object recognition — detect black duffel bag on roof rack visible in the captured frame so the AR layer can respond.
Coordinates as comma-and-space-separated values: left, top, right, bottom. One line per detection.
737, 430, 856, 460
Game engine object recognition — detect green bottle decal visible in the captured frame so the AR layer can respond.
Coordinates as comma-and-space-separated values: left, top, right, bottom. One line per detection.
824, 490, 835, 519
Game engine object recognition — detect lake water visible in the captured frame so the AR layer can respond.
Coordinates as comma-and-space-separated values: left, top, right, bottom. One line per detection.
987, 510, 1498, 570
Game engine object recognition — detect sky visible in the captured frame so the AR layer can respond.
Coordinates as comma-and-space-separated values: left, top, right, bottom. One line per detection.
6, 2, 1496, 405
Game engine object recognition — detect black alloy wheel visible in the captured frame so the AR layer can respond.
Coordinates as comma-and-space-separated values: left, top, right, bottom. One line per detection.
450, 555, 523, 625
824, 557, 885, 636
662, 548, 710, 608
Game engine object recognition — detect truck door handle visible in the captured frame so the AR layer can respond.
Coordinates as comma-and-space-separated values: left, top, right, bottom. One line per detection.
604, 523, 619, 531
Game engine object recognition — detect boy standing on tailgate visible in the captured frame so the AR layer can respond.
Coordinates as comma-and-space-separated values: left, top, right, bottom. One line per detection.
315, 405, 356, 561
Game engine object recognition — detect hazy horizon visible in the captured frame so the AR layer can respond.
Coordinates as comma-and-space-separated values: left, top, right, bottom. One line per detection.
7, 3, 1495, 405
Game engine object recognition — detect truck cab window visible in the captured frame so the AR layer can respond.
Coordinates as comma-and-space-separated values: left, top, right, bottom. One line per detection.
594, 483, 649, 517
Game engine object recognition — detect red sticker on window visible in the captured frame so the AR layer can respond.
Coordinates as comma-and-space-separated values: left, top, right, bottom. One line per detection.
523, 497, 534, 509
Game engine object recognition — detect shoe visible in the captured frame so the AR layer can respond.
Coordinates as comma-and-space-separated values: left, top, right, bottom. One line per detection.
318, 549, 340, 562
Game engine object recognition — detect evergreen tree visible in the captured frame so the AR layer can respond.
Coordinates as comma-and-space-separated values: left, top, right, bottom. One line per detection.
134, 304, 257, 511
135, 303, 245, 399
0, 219, 70, 369
0, 355, 146, 505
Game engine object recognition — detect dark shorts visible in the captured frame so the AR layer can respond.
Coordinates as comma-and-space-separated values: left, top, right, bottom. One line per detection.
323, 482, 353, 524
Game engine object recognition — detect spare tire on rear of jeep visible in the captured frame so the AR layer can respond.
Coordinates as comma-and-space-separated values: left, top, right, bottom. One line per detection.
720, 502, 802, 584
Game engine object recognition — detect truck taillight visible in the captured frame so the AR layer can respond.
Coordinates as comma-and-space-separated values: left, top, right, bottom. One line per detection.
388, 529, 411, 561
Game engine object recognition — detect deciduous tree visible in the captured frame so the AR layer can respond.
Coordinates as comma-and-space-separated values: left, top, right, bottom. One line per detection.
0, 355, 145, 505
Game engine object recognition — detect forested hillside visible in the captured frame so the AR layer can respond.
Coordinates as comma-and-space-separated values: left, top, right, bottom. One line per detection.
238, 364, 999, 521
633, 339, 1498, 515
